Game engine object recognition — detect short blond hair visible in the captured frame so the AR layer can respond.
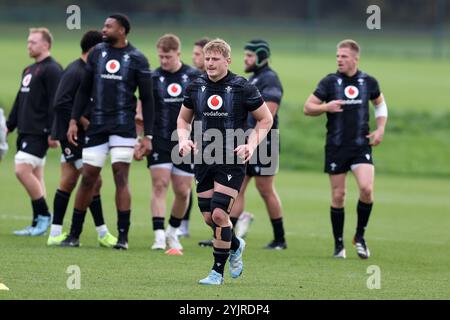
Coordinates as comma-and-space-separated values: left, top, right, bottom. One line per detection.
337, 39, 360, 55
29, 27, 53, 49
203, 39, 231, 59
157, 34, 181, 52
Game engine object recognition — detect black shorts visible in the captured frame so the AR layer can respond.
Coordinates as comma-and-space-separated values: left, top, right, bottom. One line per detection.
60, 139, 83, 163
195, 164, 246, 193
324, 145, 373, 174
16, 134, 48, 158
147, 137, 194, 174
246, 136, 279, 177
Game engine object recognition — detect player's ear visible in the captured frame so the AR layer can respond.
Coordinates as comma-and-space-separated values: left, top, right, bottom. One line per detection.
226, 57, 232, 65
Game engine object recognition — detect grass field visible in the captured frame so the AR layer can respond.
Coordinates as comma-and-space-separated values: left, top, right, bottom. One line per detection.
0, 153, 449, 299
0, 22, 449, 300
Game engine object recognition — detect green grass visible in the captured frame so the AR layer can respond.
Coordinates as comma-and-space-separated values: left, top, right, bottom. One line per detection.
0, 153, 449, 299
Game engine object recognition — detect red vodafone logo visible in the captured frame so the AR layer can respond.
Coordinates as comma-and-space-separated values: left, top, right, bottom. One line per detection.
22, 74, 32, 87
207, 95, 223, 110
106, 60, 120, 74
344, 85, 359, 99
167, 83, 182, 97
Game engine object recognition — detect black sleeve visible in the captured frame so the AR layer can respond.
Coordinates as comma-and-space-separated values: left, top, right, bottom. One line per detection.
260, 76, 283, 105
244, 83, 264, 112
182, 83, 194, 109
6, 91, 20, 132
136, 56, 155, 136
369, 77, 381, 100
44, 63, 62, 133
313, 76, 330, 102
71, 66, 93, 121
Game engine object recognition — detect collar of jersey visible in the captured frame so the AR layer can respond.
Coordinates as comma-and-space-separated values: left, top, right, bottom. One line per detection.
207, 71, 233, 84
336, 69, 362, 79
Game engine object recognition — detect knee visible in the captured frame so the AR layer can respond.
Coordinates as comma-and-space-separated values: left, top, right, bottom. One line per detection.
332, 188, 346, 206
113, 171, 129, 189
359, 185, 373, 201
80, 173, 97, 189
211, 209, 228, 226
60, 176, 78, 193
174, 187, 190, 202
153, 179, 169, 197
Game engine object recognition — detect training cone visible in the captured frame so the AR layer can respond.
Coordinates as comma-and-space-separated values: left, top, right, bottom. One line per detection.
165, 248, 183, 256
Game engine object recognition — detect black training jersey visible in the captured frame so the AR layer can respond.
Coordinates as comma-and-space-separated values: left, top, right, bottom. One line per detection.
183, 72, 264, 160
247, 65, 283, 130
51, 58, 86, 140
152, 64, 202, 140
7, 56, 62, 136
72, 42, 154, 136
313, 70, 381, 147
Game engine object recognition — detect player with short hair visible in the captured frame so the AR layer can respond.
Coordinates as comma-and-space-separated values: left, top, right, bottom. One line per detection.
178, 39, 273, 284
148, 34, 202, 253
304, 39, 388, 259
47, 30, 117, 247
6, 27, 62, 236
230, 39, 286, 249
63, 13, 155, 249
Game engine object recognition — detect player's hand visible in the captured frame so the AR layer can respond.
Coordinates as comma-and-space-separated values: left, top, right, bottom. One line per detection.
141, 136, 152, 156
133, 138, 144, 161
234, 144, 255, 163
326, 100, 344, 113
48, 137, 59, 149
67, 120, 79, 146
80, 116, 90, 131
179, 139, 197, 157
367, 127, 385, 146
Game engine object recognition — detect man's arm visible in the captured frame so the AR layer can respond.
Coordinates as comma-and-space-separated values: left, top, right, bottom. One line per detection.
6, 92, 20, 134
303, 94, 343, 116
266, 101, 279, 119
367, 94, 388, 146
235, 102, 273, 163
177, 105, 195, 156
67, 69, 93, 145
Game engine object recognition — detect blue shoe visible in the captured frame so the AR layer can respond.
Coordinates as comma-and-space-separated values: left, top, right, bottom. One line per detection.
229, 237, 245, 279
30, 215, 52, 236
198, 270, 224, 285
13, 226, 33, 236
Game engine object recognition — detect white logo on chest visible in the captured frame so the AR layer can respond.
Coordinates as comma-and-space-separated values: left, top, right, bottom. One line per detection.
22, 74, 32, 87
105, 60, 120, 74
207, 95, 223, 110
167, 83, 182, 97
344, 85, 359, 99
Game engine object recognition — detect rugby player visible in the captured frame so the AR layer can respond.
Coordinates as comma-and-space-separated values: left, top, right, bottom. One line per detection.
304, 39, 388, 259
63, 14, 155, 249
6, 28, 62, 236
148, 34, 201, 253
178, 39, 273, 284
